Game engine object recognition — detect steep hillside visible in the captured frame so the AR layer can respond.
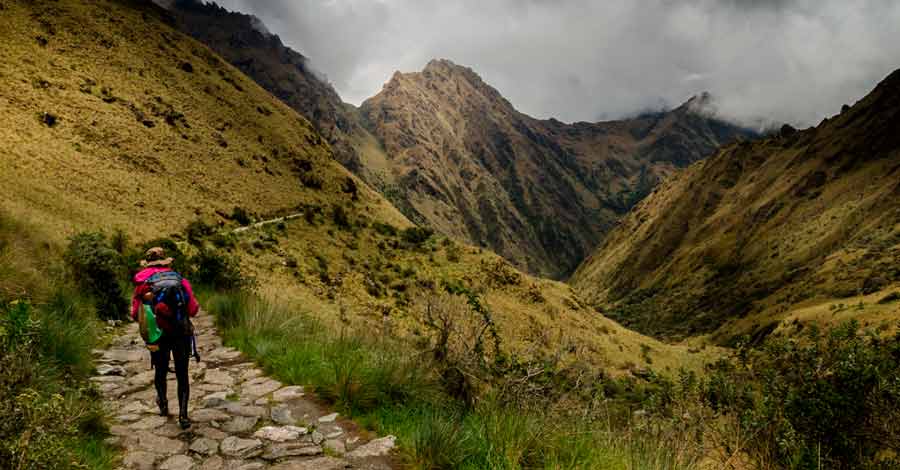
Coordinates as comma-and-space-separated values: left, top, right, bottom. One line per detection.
0, 0, 406, 240
0, 0, 716, 378
572, 69, 900, 341
163, 0, 389, 182
361, 60, 753, 278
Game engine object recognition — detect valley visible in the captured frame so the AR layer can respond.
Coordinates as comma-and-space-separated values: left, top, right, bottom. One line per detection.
1, 0, 898, 469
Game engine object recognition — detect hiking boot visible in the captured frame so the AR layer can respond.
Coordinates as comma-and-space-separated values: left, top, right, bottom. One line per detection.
178, 398, 190, 429
178, 414, 191, 429
156, 398, 169, 417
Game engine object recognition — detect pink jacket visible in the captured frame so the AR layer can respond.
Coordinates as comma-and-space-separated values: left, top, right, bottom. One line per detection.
130, 267, 200, 321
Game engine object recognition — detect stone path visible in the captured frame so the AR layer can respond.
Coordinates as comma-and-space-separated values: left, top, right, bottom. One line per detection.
94, 313, 397, 470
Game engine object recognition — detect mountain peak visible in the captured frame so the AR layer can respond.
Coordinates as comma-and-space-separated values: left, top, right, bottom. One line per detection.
423, 58, 460, 72
421, 58, 483, 84
377, 59, 505, 108
680, 91, 717, 116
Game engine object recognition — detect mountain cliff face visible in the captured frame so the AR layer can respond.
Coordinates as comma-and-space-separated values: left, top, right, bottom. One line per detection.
571, 69, 900, 340
361, 60, 753, 277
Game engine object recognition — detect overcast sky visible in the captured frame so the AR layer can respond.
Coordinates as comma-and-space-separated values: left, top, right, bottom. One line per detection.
213, 0, 900, 128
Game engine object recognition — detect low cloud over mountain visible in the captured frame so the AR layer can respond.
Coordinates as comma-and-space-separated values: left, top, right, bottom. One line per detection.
213, 0, 900, 128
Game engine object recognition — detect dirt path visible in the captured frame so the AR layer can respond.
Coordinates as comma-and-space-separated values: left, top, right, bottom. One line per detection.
94, 313, 397, 470
231, 213, 305, 234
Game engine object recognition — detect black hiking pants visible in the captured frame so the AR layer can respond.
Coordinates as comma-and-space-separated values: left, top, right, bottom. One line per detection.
151, 334, 190, 415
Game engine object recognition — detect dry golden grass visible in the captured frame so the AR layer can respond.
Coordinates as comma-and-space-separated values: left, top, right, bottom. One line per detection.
233, 215, 721, 376
0, 0, 405, 243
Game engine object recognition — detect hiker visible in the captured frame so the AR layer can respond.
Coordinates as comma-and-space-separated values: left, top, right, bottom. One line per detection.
130, 247, 200, 429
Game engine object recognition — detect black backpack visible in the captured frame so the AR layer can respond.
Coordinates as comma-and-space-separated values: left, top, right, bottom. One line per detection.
146, 271, 192, 337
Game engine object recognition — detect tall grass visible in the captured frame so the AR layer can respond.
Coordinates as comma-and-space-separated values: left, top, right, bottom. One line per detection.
0, 212, 117, 469
204, 290, 702, 469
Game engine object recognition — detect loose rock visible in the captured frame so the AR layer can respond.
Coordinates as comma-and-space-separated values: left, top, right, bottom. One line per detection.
129, 415, 168, 430
204, 369, 235, 387
192, 408, 231, 423
201, 391, 230, 408
253, 425, 308, 442
270, 404, 295, 425
270, 456, 348, 470
96, 364, 127, 376
324, 439, 346, 454
272, 386, 304, 402
222, 416, 258, 433
189, 437, 219, 456
220, 436, 264, 459
135, 431, 188, 455
261, 442, 323, 460
318, 412, 339, 423
347, 435, 396, 458
242, 378, 282, 398
221, 402, 266, 417
123, 450, 158, 470
159, 454, 196, 470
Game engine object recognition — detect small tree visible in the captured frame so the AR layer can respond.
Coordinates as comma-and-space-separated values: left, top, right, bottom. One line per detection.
64, 232, 127, 319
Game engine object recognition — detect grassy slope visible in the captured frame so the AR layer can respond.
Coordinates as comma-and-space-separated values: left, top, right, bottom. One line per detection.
0, 0, 716, 381
572, 69, 900, 343
232, 215, 720, 376
0, 0, 406, 241
0, 211, 118, 469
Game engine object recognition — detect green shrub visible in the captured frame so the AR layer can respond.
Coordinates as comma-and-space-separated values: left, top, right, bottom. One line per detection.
401, 226, 434, 247
64, 232, 127, 319
332, 205, 351, 230
230, 206, 252, 225
299, 171, 324, 189
703, 320, 900, 469
110, 228, 129, 254
209, 231, 237, 249
372, 222, 398, 237
186, 218, 215, 245
190, 248, 245, 290
304, 207, 318, 225
445, 240, 462, 263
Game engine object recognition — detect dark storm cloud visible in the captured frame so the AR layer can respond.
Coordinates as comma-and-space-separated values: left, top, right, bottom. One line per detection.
213, 0, 900, 127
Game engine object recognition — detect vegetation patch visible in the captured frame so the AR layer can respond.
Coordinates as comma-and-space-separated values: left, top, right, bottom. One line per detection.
205, 289, 707, 469
0, 213, 117, 469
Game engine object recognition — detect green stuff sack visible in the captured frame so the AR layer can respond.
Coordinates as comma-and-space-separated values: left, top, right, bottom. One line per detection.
138, 303, 164, 346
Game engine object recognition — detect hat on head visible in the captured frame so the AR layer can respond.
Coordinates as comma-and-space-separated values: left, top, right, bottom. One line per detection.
141, 247, 174, 267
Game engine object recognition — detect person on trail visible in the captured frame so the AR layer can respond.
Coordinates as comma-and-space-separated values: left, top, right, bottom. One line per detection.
130, 247, 200, 429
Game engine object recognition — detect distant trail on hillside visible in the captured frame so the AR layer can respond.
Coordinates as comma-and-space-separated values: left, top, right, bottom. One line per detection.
231, 213, 306, 234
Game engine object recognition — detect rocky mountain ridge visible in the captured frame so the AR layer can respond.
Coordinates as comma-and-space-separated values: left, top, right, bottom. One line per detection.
571, 68, 900, 340
361, 59, 754, 277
